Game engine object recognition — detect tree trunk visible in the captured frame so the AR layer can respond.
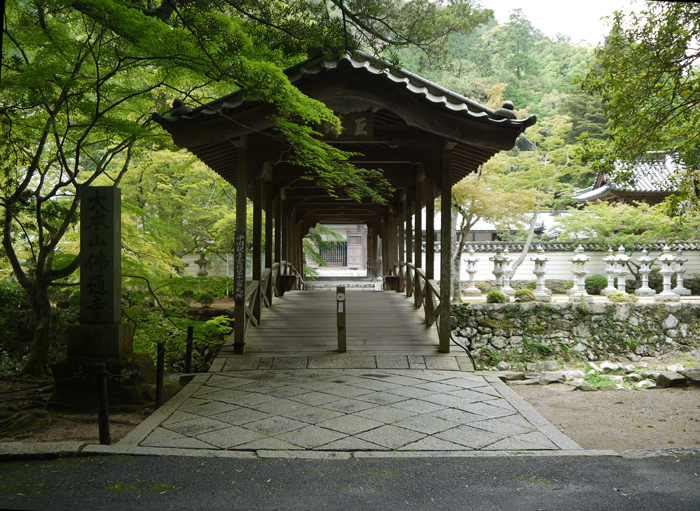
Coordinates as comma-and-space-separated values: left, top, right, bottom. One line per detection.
510, 211, 539, 276
450, 209, 462, 303
20, 282, 54, 378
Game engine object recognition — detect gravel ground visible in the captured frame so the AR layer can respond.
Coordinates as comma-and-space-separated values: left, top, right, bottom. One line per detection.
511, 382, 700, 453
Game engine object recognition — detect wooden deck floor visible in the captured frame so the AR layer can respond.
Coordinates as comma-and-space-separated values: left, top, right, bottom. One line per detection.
218, 290, 443, 358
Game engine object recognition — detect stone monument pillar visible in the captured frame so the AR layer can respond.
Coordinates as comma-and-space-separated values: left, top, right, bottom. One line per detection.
673, 249, 690, 295
569, 246, 593, 303
602, 247, 618, 296
501, 248, 515, 296
50, 186, 173, 409
656, 245, 680, 302
490, 247, 507, 294
635, 248, 656, 297
614, 246, 630, 295
463, 249, 481, 296
530, 245, 551, 302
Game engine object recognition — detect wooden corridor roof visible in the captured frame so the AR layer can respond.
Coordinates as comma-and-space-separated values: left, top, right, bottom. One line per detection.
152, 51, 536, 230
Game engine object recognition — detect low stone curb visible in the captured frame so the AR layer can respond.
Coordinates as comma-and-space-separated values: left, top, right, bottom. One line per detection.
0, 441, 87, 461
79, 445, 618, 459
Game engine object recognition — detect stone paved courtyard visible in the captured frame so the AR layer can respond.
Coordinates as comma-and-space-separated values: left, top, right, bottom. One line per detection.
106, 365, 596, 458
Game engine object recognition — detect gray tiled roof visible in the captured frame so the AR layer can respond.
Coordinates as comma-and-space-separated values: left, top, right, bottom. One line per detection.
154, 51, 535, 131
574, 153, 682, 201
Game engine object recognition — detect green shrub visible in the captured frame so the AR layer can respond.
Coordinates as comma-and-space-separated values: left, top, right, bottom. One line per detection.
684, 274, 700, 295
0, 280, 30, 309
514, 289, 536, 302
197, 292, 215, 308
607, 292, 638, 303
585, 274, 608, 295
486, 290, 508, 303
525, 281, 537, 290
475, 282, 487, 293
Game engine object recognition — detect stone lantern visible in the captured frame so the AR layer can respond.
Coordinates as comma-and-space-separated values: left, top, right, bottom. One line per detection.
673, 249, 690, 295
463, 248, 481, 296
530, 245, 551, 302
569, 245, 593, 303
602, 247, 618, 296
502, 248, 515, 296
635, 248, 656, 297
614, 246, 630, 295
489, 247, 507, 294
195, 252, 209, 277
655, 245, 680, 302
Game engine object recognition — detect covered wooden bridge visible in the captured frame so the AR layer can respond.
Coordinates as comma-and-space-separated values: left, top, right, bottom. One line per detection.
153, 52, 535, 355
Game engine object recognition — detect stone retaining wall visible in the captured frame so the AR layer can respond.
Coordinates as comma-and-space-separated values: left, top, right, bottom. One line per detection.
451, 303, 700, 365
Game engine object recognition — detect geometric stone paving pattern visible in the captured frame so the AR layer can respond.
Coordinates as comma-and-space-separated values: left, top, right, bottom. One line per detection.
137, 369, 580, 453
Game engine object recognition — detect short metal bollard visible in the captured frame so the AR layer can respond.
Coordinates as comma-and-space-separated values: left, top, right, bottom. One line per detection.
185, 326, 194, 374
337, 286, 346, 352
155, 342, 165, 409
95, 363, 111, 445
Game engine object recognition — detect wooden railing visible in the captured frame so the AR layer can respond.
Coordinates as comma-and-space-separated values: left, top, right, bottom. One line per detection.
388, 262, 442, 328
273, 260, 305, 297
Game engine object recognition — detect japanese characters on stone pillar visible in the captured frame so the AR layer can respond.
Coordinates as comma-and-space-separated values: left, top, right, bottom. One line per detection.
80, 186, 121, 325
67, 185, 133, 359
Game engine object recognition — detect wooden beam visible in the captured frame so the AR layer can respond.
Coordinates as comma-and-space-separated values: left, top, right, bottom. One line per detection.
265, 180, 274, 306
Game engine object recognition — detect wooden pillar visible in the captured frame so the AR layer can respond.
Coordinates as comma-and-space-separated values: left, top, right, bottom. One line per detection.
439, 144, 454, 353
405, 196, 412, 264
252, 177, 263, 323
399, 199, 405, 263
281, 193, 288, 269
290, 208, 298, 287
265, 180, 274, 305
233, 144, 248, 354
426, 174, 435, 280
415, 165, 423, 269
297, 219, 304, 287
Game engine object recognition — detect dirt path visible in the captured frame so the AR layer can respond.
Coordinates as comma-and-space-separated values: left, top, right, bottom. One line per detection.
512, 383, 700, 453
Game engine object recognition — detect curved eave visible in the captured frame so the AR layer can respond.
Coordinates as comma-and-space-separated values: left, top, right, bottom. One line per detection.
153, 52, 535, 150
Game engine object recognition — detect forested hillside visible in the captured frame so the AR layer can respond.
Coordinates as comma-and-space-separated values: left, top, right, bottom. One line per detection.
400, 9, 608, 212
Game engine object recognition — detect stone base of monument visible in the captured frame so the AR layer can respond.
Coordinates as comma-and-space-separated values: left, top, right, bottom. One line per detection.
533, 292, 551, 302
49, 323, 179, 410
48, 352, 180, 410
462, 287, 482, 296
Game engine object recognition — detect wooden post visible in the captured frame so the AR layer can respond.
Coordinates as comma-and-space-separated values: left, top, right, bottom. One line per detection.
426, 174, 435, 280
265, 180, 274, 305
281, 192, 288, 273
252, 178, 262, 323
405, 196, 412, 264
185, 326, 194, 374
439, 144, 454, 353
398, 198, 405, 292
155, 342, 165, 407
95, 363, 110, 445
415, 165, 423, 269
233, 143, 248, 354
337, 286, 346, 352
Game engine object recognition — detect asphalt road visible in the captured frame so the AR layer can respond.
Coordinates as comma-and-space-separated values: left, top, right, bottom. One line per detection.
1, 455, 699, 510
